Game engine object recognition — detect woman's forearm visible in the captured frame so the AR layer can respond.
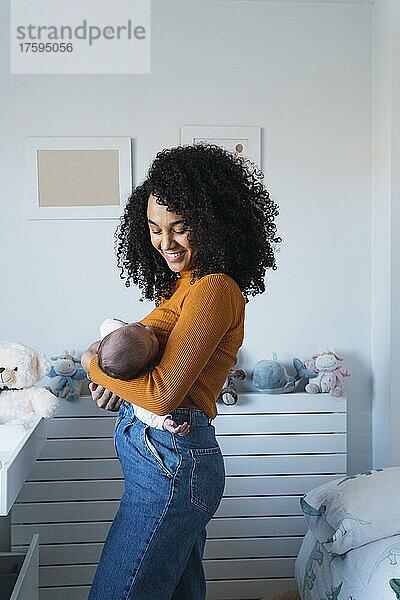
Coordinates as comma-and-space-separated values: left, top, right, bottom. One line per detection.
81, 340, 100, 374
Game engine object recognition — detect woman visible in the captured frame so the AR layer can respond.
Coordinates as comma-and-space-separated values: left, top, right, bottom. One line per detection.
83, 144, 280, 599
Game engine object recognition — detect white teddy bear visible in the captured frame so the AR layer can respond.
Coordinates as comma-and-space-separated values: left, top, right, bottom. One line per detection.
0, 341, 59, 428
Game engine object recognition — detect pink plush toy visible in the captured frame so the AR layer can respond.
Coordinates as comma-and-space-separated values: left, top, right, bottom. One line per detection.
305, 350, 350, 397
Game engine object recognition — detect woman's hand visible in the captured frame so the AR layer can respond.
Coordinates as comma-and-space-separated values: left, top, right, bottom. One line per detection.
90, 382, 122, 412
81, 341, 101, 375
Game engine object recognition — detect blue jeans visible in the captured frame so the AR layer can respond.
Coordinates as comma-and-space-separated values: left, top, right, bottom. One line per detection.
88, 399, 225, 600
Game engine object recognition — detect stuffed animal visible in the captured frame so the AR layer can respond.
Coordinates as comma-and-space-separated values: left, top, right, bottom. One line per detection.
252, 353, 317, 394
304, 350, 350, 396
37, 350, 85, 401
218, 368, 247, 405
0, 341, 59, 428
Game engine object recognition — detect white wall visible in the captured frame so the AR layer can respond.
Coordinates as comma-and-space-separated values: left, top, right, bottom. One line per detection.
0, 0, 372, 475
371, 0, 392, 468
392, 7, 400, 467
371, 0, 400, 468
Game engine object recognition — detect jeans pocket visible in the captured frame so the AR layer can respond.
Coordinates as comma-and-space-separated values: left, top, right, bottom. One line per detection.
142, 425, 174, 479
189, 446, 226, 513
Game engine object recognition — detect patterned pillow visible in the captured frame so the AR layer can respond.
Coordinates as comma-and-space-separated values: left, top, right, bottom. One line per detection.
300, 467, 399, 554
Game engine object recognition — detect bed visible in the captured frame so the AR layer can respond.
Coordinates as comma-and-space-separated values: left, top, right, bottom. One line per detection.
295, 467, 400, 600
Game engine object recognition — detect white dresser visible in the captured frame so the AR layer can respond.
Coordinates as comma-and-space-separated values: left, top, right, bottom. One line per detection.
10, 392, 347, 600
208, 392, 347, 599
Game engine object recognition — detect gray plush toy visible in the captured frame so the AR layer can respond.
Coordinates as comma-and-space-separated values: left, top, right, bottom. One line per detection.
252, 353, 316, 394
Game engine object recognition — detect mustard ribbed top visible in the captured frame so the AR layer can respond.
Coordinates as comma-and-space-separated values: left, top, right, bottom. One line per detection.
89, 269, 246, 419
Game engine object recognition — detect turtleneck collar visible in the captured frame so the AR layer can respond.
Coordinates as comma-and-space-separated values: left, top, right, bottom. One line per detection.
177, 268, 196, 279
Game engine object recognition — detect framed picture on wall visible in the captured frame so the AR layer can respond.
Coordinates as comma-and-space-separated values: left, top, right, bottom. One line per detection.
180, 125, 261, 167
24, 137, 132, 220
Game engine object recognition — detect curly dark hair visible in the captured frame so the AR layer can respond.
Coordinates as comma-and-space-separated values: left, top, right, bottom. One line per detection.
115, 143, 281, 305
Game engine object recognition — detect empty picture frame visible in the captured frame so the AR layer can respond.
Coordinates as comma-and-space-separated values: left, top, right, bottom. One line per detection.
180, 125, 261, 167
25, 137, 132, 220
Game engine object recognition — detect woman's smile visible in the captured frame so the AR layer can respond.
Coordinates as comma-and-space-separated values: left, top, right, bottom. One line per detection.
165, 250, 186, 262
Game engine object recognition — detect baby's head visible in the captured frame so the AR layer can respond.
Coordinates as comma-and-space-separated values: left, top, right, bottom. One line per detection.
98, 322, 159, 381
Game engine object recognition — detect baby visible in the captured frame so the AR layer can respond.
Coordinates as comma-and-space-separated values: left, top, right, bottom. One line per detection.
94, 318, 190, 436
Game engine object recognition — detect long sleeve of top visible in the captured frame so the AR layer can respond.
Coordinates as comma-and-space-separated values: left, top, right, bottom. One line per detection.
134, 405, 172, 429
89, 270, 246, 419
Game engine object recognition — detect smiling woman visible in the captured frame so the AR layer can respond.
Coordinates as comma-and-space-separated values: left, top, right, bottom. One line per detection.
84, 143, 280, 600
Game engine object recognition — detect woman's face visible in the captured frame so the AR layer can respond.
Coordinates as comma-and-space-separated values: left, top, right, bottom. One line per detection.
147, 194, 197, 274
